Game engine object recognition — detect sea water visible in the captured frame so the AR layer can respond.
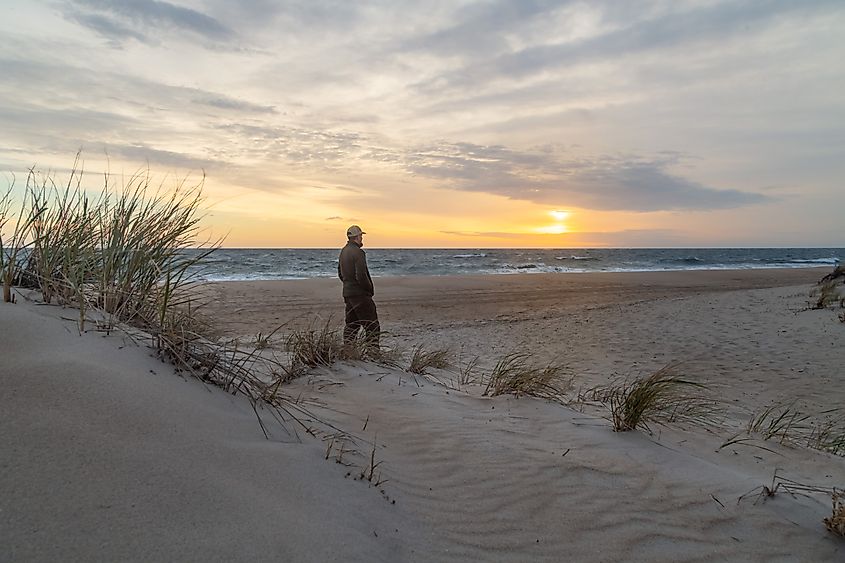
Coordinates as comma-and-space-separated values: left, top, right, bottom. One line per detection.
184, 248, 842, 282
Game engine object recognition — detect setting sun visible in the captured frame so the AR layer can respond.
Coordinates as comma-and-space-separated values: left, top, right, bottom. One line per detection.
549, 210, 570, 221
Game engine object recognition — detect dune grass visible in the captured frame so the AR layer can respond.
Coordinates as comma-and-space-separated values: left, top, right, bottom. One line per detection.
599, 364, 719, 433
457, 352, 480, 386
283, 318, 402, 376
742, 402, 845, 456
482, 352, 570, 401
0, 159, 333, 439
285, 319, 344, 371
0, 177, 45, 303
747, 401, 812, 444
407, 344, 451, 375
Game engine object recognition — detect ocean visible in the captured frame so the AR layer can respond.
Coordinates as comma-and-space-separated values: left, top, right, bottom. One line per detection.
186, 248, 842, 282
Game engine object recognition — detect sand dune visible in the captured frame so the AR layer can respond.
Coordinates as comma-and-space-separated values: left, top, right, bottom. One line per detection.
2, 269, 844, 561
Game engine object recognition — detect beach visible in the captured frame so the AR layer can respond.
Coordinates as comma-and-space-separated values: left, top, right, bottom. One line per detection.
3, 268, 844, 561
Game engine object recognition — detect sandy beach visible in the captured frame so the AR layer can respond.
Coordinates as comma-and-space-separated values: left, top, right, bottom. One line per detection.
3, 268, 844, 561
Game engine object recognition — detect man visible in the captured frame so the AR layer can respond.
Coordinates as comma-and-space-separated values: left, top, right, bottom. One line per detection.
337, 225, 380, 348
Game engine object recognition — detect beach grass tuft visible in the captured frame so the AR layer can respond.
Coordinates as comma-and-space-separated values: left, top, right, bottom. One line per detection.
482, 352, 570, 401
601, 364, 718, 432
283, 318, 398, 374
407, 344, 451, 374
743, 402, 845, 456
285, 319, 344, 370
747, 401, 812, 444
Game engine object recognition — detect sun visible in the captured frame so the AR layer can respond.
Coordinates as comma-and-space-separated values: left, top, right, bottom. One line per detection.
534, 210, 571, 234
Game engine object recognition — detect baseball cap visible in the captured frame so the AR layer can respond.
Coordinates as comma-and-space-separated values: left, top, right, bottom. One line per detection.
347, 225, 366, 237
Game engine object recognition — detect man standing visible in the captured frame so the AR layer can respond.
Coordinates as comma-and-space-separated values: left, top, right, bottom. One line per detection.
337, 225, 380, 349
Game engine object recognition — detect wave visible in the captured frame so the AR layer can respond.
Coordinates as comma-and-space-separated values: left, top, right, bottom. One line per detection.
556, 255, 596, 261
785, 257, 840, 265
659, 256, 704, 264
451, 253, 487, 259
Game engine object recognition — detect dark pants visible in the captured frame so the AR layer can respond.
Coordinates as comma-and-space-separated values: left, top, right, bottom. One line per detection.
343, 295, 380, 347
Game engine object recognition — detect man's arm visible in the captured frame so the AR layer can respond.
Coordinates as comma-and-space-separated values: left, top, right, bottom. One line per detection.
354, 252, 374, 296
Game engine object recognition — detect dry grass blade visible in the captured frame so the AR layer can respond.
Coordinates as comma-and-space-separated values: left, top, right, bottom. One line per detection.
458, 353, 480, 386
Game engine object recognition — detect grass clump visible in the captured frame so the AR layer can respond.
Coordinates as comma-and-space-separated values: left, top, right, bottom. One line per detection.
482, 352, 569, 401
601, 364, 718, 432
407, 344, 451, 374
746, 401, 812, 444
284, 318, 395, 375
4, 161, 217, 338
740, 402, 845, 456
285, 319, 344, 371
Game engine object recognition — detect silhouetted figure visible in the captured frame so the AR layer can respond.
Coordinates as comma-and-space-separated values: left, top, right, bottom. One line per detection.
337, 225, 380, 349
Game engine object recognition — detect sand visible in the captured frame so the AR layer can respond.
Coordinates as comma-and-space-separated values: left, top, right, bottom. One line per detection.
2, 268, 844, 561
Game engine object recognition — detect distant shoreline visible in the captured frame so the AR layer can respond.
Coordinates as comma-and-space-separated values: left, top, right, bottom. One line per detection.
190, 247, 841, 282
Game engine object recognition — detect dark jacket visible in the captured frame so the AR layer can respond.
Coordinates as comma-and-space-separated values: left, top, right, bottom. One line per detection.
338, 241, 374, 297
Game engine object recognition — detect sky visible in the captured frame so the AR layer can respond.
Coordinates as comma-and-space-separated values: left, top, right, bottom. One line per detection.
0, 0, 843, 248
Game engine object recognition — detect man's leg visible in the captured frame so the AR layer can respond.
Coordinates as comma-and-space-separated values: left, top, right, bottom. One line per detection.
343, 297, 363, 344
357, 296, 380, 349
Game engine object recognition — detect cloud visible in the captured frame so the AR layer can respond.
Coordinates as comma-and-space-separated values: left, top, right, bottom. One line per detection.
400, 0, 561, 59
405, 142, 770, 211
104, 144, 222, 171
413, 0, 843, 93
65, 0, 234, 44
193, 95, 276, 114
66, 11, 152, 46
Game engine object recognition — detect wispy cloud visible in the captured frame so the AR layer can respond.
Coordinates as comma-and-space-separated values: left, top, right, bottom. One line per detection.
411, 0, 843, 94
405, 143, 769, 211
193, 95, 276, 114
66, 10, 151, 46
64, 0, 235, 45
